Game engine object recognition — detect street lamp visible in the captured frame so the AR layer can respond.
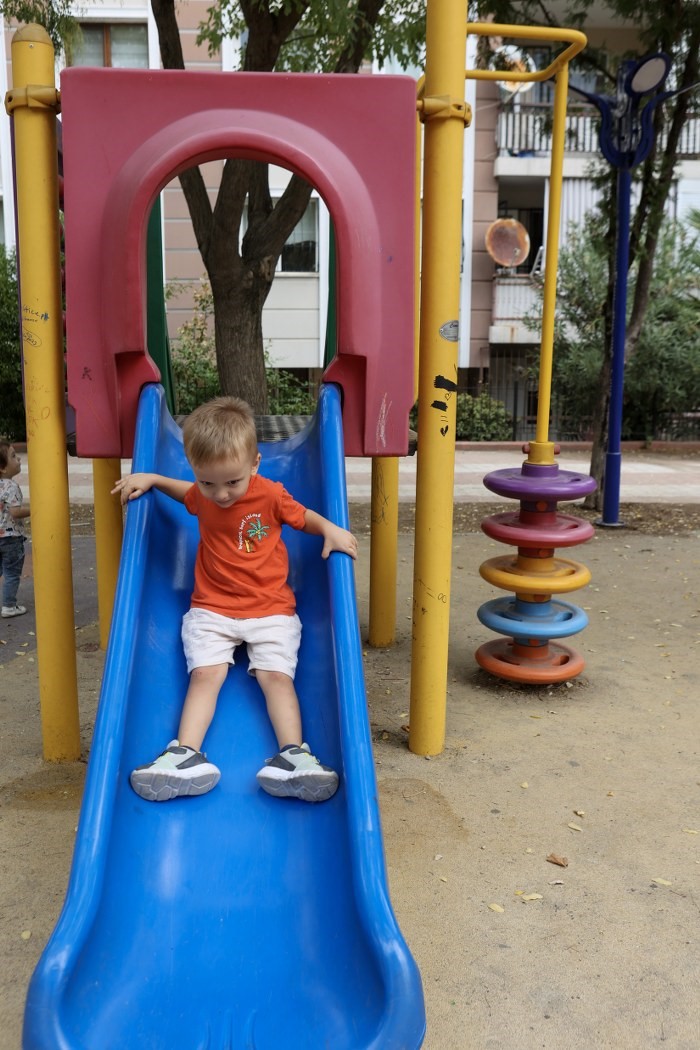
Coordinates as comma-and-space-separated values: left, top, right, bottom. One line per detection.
571, 53, 671, 526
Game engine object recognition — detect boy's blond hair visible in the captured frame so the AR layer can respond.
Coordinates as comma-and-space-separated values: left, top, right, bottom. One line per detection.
182, 397, 258, 466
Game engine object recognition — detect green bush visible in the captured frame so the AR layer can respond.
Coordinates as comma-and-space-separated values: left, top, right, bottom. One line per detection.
0, 248, 25, 442
266, 367, 316, 415
411, 391, 512, 441
455, 391, 512, 440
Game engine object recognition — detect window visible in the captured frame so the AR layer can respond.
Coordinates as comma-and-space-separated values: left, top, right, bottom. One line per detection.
280, 200, 318, 273
70, 24, 149, 69
241, 198, 319, 273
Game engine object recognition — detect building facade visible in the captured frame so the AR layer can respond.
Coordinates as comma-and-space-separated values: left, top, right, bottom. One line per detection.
1, 5, 699, 430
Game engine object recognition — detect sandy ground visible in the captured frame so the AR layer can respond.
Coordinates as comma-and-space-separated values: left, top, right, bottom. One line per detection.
1, 505, 699, 1049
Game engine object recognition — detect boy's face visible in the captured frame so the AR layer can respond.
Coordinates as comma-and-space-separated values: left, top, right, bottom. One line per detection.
191, 451, 261, 509
0, 446, 21, 479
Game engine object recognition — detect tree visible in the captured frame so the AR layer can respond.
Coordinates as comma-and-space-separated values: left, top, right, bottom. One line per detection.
149, 0, 426, 411
547, 211, 700, 442
0, 247, 25, 442
474, 0, 700, 507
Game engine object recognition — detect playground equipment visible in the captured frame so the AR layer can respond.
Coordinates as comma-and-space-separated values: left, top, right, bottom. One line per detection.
408, 15, 590, 746
476, 457, 596, 683
446, 23, 596, 687
19, 54, 424, 1050
5, 26, 80, 759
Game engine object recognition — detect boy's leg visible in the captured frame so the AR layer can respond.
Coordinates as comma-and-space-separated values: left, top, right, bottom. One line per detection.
255, 669, 338, 802
177, 663, 229, 751
255, 669, 302, 749
130, 663, 228, 802
1, 537, 26, 610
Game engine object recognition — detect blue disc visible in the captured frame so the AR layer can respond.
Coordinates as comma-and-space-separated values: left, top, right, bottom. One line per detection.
477, 596, 588, 640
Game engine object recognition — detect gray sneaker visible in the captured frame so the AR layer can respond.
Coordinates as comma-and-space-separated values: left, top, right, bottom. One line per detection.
1, 604, 27, 617
256, 743, 339, 802
130, 741, 220, 802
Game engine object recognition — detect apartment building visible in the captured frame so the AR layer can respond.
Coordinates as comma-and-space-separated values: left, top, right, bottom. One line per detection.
1, 4, 699, 433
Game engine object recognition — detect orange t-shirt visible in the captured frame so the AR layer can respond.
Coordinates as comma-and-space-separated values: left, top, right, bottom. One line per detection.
184, 474, 307, 618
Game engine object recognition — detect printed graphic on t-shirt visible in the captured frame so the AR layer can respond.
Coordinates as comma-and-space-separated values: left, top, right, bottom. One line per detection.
239, 513, 271, 553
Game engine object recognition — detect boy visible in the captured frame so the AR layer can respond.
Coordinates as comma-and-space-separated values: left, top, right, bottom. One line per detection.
112, 396, 357, 804
0, 441, 31, 618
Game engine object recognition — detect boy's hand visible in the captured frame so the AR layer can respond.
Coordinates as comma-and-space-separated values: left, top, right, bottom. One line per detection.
320, 523, 358, 561
111, 473, 155, 505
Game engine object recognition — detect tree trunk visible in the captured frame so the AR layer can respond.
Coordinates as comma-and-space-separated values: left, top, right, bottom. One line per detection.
212, 272, 271, 411
584, 171, 617, 510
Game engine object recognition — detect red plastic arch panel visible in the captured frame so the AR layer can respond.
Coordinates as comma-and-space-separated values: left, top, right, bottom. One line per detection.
60, 69, 416, 458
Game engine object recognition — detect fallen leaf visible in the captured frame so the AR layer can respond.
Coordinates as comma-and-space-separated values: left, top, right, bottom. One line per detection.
568, 822, 583, 832
548, 879, 564, 886
520, 782, 529, 789
546, 853, 569, 868
488, 903, 505, 913
652, 878, 672, 886
574, 810, 585, 817
682, 829, 698, 835
21, 930, 31, 940
521, 893, 543, 902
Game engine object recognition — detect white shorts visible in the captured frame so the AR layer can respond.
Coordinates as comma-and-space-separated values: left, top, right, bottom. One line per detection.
181, 608, 302, 679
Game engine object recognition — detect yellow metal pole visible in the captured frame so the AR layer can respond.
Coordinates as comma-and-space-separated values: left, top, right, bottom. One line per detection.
366, 82, 425, 650
6, 25, 80, 760
92, 457, 123, 649
461, 23, 587, 468
409, 0, 468, 755
368, 456, 399, 647
528, 65, 570, 464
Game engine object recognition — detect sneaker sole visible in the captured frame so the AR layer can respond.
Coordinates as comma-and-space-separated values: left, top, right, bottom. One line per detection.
256, 770, 339, 803
130, 770, 220, 802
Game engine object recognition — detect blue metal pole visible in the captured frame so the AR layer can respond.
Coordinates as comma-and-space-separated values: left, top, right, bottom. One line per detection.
601, 164, 632, 526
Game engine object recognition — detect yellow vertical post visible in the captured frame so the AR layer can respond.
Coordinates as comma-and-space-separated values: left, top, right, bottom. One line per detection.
527, 64, 569, 465
366, 78, 424, 649
409, 0, 468, 755
6, 25, 80, 760
368, 456, 399, 647
92, 457, 123, 649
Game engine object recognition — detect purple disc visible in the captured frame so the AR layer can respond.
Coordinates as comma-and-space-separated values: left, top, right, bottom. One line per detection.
483, 465, 597, 502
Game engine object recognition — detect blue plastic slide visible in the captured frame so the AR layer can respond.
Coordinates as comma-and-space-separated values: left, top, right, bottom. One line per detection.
24, 384, 425, 1050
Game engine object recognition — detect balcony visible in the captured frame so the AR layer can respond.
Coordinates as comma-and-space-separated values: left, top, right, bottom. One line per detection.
497, 102, 700, 158
489, 272, 541, 345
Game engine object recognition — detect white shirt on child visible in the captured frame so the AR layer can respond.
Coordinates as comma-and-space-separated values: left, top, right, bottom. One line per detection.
0, 478, 26, 538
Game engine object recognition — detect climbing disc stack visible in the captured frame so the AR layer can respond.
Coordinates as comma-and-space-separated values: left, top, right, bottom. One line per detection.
476, 451, 597, 684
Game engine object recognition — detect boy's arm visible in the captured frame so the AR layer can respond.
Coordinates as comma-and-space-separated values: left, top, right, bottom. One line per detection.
303, 509, 358, 561
111, 472, 191, 506
7, 505, 30, 520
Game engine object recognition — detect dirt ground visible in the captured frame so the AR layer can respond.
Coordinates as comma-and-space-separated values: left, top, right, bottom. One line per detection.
2, 502, 699, 1049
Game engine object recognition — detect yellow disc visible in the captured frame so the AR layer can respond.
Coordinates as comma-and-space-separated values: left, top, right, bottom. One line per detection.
479, 555, 591, 595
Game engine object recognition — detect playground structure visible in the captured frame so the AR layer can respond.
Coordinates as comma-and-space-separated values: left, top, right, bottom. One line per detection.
7, 3, 594, 1046
469, 24, 597, 685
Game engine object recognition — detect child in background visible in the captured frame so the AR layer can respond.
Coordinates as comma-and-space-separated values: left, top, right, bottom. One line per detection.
0, 441, 30, 618
112, 396, 358, 804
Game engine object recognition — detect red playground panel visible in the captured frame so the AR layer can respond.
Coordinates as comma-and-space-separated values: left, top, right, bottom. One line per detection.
60, 69, 416, 459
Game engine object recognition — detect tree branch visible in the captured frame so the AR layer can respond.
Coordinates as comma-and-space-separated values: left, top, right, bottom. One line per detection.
335, 0, 384, 73
150, 0, 213, 253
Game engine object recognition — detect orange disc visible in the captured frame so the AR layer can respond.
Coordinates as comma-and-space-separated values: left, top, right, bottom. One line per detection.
475, 638, 585, 684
